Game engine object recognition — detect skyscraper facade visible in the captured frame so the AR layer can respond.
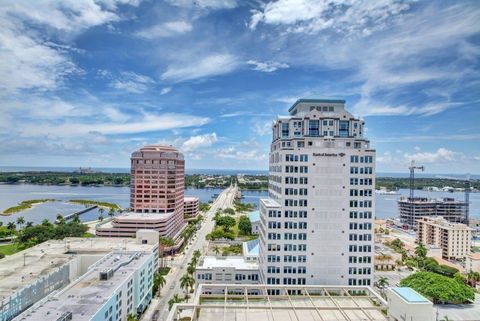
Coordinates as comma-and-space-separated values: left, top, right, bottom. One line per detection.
96, 145, 187, 246
258, 99, 375, 289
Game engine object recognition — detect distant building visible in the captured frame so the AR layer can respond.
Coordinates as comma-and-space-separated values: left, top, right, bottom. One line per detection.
1, 231, 158, 321
97, 145, 187, 250
259, 98, 375, 288
416, 216, 472, 260
184, 196, 200, 221
248, 210, 260, 234
398, 197, 467, 229
14, 251, 156, 321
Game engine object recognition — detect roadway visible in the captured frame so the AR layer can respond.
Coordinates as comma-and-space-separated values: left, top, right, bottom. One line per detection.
143, 185, 238, 321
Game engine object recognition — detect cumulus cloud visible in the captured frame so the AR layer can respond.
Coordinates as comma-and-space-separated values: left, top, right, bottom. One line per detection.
136, 20, 192, 39
403, 148, 459, 164
0, 0, 139, 93
182, 133, 218, 152
247, 60, 289, 72
160, 87, 172, 95
161, 54, 239, 82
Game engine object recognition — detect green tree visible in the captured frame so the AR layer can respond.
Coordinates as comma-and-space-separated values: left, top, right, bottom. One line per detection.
127, 314, 138, 321
223, 208, 235, 215
108, 208, 115, 218
213, 245, 221, 255
193, 250, 201, 260
187, 264, 196, 275
238, 215, 252, 235
215, 216, 236, 232
152, 272, 166, 297
168, 294, 183, 311
56, 214, 65, 225
25, 221, 33, 228
400, 272, 474, 304
180, 274, 195, 299
6, 222, 16, 231
376, 276, 389, 296
415, 242, 427, 268
72, 214, 81, 224
98, 215, 104, 221
16, 216, 25, 227
99, 207, 105, 216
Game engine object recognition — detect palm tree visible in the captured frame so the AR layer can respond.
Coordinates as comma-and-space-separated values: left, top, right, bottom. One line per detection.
98, 215, 104, 222
154, 273, 166, 297
41, 219, 51, 226
193, 250, 201, 260
16, 216, 25, 227
187, 264, 196, 275
213, 245, 221, 256
376, 277, 389, 297
180, 274, 195, 299
441, 316, 451, 321
168, 294, 183, 311
73, 214, 80, 223
127, 314, 138, 321
99, 207, 105, 216
7, 222, 16, 231
25, 221, 33, 228
0, 221, 3, 227
108, 208, 115, 218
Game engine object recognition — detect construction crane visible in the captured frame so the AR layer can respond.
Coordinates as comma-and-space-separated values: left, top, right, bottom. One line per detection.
409, 160, 425, 200
436, 174, 471, 225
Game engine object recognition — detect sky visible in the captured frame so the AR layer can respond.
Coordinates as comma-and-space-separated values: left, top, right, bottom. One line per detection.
0, 0, 479, 174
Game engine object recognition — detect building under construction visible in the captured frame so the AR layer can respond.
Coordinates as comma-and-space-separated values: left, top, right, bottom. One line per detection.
398, 197, 467, 229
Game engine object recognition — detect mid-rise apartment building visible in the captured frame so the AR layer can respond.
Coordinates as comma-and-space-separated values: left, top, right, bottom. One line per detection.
416, 216, 472, 260
259, 98, 375, 289
184, 197, 200, 221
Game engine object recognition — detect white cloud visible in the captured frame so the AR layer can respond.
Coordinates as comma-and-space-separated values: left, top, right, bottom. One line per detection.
110, 71, 155, 93
182, 133, 218, 152
249, 0, 411, 34
216, 145, 267, 161
253, 121, 272, 136
247, 60, 289, 72
161, 54, 239, 82
136, 21, 192, 39
0, 0, 139, 93
160, 87, 172, 95
403, 148, 459, 164
166, 0, 237, 10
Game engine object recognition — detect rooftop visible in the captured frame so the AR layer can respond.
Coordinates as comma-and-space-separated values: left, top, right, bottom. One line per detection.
167, 284, 388, 321
248, 210, 260, 222
243, 239, 260, 256
198, 256, 258, 270
288, 98, 346, 113
391, 287, 430, 304
184, 196, 199, 202
15, 251, 150, 321
260, 198, 281, 208
0, 237, 157, 301
417, 216, 472, 231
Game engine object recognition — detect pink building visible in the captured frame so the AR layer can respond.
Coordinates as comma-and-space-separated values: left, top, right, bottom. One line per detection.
184, 196, 200, 221
96, 145, 187, 249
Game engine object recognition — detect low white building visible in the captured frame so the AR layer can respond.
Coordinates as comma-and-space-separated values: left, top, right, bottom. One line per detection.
387, 287, 434, 321
195, 256, 259, 288
466, 252, 480, 272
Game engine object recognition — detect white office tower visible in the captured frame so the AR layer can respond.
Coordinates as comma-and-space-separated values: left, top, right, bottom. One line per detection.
259, 99, 375, 290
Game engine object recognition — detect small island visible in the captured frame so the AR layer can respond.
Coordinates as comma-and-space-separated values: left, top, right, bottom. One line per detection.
68, 200, 122, 211
1, 199, 56, 215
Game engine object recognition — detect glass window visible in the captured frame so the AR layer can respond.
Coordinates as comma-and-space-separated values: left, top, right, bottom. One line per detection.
308, 120, 319, 136
339, 120, 349, 138
281, 123, 289, 137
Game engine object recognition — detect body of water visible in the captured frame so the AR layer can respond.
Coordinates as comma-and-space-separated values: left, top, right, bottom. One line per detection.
0, 184, 478, 224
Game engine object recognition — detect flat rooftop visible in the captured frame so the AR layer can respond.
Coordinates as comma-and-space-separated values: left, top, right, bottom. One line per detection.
260, 198, 280, 208
248, 210, 260, 222
0, 237, 156, 301
391, 287, 430, 304
243, 239, 259, 256
15, 251, 150, 321
198, 256, 258, 270
168, 284, 388, 321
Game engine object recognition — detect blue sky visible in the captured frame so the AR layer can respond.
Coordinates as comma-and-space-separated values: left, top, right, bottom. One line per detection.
0, 0, 479, 174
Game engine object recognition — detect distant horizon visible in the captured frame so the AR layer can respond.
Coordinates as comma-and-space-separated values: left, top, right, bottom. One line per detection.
0, 165, 477, 178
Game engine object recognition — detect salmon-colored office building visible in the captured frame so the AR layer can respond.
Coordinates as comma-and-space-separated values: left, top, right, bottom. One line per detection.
96, 145, 190, 250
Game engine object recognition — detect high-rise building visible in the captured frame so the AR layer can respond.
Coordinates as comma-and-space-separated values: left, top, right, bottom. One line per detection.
259, 98, 375, 288
96, 145, 187, 248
